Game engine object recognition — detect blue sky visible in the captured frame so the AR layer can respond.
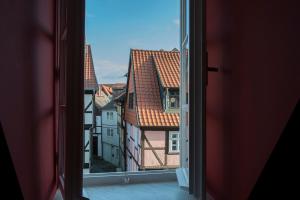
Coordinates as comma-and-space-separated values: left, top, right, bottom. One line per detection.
85, 0, 180, 84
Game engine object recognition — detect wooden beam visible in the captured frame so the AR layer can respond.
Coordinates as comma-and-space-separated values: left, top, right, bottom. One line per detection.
141, 130, 145, 169
143, 147, 165, 150
143, 132, 164, 166
165, 131, 169, 166
125, 147, 140, 168
141, 165, 179, 170
84, 100, 92, 112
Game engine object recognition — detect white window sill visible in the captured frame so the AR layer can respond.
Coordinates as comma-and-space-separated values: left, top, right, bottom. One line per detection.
83, 169, 177, 187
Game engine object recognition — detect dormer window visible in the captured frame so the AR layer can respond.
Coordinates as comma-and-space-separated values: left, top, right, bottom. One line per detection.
169, 90, 179, 109
167, 89, 179, 110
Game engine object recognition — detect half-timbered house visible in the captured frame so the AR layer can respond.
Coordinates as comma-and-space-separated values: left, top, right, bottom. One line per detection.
84, 44, 98, 168
124, 49, 180, 171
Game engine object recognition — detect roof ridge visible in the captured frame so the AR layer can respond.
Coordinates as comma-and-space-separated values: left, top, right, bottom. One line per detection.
131, 48, 180, 53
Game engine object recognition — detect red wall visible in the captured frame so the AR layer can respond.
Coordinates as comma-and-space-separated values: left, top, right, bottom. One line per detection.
206, 0, 300, 199
0, 1, 56, 199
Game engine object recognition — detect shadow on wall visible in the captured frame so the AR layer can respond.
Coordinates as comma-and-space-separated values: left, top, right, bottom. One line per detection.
0, 122, 24, 199
249, 100, 300, 199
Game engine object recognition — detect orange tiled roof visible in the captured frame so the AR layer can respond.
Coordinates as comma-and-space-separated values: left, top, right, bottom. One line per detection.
84, 44, 98, 90
152, 51, 180, 88
130, 49, 180, 127
101, 85, 113, 96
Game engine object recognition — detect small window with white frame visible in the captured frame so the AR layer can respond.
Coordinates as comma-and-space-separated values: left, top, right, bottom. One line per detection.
107, 128, 114, 137
107, 112, 113, 120
169, 131, 180, 153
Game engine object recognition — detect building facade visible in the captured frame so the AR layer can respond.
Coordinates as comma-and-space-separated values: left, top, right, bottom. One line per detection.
83, 44, 98, 168
101, 101, 120, 167
95, 84, 126, 170
124, 49, 180, 171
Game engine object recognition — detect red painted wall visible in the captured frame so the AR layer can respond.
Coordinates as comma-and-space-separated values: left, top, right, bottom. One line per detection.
0, 1, 56, 199
206, 0, 300, 199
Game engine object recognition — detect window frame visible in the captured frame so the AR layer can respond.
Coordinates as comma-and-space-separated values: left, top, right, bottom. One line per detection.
169, 131, 180, 153
110, 112, 113, 120
168, 90, 180, 109
61, 0, 206, 199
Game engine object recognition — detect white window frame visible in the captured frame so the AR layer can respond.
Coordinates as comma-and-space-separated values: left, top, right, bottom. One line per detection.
169, 131, 180, 153
106, 128, 114, 137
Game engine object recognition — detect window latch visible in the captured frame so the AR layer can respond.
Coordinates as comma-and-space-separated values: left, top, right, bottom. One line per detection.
208, 66, 219, 72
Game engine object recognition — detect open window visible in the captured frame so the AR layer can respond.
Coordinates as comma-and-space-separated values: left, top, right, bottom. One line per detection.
55, 0, 207, 199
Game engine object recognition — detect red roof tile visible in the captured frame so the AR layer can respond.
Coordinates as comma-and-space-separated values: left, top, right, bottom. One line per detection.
153, 51, 180, 88
128, 49, 180, 127
84, 44, 98, 90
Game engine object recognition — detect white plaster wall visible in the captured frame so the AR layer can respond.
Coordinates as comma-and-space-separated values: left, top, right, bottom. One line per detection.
102, 143, 119, 166
126, 123, 141, 171
84, 130, 90, 164
84, 94, 93, 124
102, 109, 120, 166
102, 110, 117, 126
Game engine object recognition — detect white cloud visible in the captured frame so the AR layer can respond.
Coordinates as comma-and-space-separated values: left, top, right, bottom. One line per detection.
93, 59, 128, 84
173, 19, 180, 26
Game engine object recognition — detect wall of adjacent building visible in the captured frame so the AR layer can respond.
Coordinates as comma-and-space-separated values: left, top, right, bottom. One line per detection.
124, 64, 138, 125
143, 130, 179, 168
96, 115, 102, 157
205, 0, 300, 199
0, 0, 56, 199
126, 123, 141, 171
102, 109, 119, 166
84, 93, 93, 124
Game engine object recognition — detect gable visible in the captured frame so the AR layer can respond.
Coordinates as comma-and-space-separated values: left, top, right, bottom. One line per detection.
124, 59, 138, 126
130, 49, 179, 127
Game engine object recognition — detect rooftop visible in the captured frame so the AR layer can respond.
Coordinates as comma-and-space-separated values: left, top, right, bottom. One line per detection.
125, 49, 180, 127
84, 44, 98, 90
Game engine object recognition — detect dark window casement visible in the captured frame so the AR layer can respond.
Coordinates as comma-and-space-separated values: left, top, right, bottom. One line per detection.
168, 90, 180, 109
128, 93, 134, 109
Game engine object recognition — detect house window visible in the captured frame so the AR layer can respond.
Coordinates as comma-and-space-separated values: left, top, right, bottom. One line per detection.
128, 93, 134, 109
107, 128, 114, 137
107, 112, 113, 120
168, 90, 179, 109
169, 131, 180, 153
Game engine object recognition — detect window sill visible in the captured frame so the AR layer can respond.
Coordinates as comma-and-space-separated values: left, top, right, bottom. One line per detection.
164, 109, 179, 113
167, 152, 180, 155
83, 169, 177, 187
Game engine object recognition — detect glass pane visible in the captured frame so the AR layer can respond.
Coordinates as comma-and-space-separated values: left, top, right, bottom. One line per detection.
84, 0, 180, 176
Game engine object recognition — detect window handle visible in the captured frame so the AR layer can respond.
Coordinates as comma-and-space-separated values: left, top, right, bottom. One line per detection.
205, 51, 219, 86
208, 66, 219, 72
